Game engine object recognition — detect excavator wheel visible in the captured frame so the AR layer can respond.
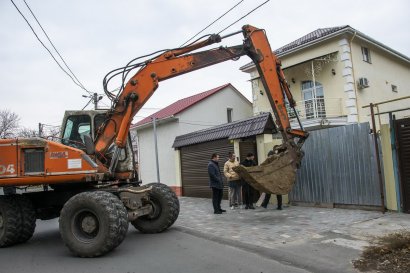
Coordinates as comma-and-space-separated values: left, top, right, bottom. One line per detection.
131, 183, 179, 234
59, 191, 129, 257
0, 196, 22, 247
15, 195, 36, 244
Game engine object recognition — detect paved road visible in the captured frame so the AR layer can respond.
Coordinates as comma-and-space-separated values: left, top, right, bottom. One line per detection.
0, 219, 310, 273
175, 197, 410, 273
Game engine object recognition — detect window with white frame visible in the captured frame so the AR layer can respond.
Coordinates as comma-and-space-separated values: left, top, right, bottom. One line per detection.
227, 108, 233, 123
301, 81, 326, 119
361, 47, 372, 63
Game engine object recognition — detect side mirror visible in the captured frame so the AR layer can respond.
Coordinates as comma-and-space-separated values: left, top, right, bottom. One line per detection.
83, 134, 95, 155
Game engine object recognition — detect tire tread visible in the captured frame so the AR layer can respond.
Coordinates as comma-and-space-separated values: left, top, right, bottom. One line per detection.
59, 191, 128, 257
131, 183, 179, 234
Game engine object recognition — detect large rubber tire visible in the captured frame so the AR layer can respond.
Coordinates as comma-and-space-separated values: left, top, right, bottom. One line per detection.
131, 183, 179, 234
15, 195, 36, 243
59, 191, 129, 257
0, 196, 22, 247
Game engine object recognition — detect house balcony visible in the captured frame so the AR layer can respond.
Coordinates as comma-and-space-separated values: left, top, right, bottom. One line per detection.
288, 97, 348, 130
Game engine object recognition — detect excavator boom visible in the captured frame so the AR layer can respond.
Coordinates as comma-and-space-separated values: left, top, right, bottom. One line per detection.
96, 25, 308, 178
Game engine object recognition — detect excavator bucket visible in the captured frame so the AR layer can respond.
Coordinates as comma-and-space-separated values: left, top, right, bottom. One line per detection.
233, 152, 297, 195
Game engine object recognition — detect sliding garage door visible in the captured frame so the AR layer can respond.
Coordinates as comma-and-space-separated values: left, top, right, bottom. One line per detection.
180, 139, 233, 198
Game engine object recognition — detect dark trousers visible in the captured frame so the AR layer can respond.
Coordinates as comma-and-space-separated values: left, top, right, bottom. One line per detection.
261, 194, 282, 208
242, 182, 253, 206
211, 187, 223, 212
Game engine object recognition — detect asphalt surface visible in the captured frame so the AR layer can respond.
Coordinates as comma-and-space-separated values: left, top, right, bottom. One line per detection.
2, 196, 410, 273
0, 219, 310, 273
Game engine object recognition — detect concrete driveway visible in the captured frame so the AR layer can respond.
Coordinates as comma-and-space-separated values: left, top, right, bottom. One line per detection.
174, 197, 410, 273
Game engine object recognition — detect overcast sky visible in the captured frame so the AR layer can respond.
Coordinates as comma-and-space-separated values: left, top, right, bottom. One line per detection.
1, 0, 409, 129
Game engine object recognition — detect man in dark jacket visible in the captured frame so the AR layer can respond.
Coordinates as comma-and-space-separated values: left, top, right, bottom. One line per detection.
241, 153, 257, 209
208, 153, 226, 214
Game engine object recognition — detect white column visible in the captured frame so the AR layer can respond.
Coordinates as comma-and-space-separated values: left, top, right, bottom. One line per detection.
339, 38, 358, 123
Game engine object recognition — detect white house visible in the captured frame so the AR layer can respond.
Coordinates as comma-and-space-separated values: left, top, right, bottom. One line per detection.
240, 25, 410, 212
132, 83, 252, 195
241, 25, 410, 129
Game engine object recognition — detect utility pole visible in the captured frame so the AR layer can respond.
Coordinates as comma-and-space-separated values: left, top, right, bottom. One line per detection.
152, 117, 160, 183
38, 123, 43, 137
82, 93, 103, 110
93, 93, 98, 110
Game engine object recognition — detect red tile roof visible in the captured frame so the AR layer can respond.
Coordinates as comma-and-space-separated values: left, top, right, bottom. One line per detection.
134, 83, 231, 127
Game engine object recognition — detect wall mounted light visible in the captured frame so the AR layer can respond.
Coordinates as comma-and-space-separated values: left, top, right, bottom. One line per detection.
291, 78, 296, 84
331, 69, 336, 75
259, 90, 264, 95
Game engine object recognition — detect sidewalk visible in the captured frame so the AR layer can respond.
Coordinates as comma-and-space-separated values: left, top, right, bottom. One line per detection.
174, 197, 410, 273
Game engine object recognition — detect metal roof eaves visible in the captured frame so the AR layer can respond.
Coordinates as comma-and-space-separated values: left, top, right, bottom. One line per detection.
276, 26, 350, 57
173, 113, 271, 148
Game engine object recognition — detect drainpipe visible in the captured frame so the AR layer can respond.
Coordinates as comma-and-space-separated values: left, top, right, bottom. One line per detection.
389, 113, 401, 212
348, 31, 360, 120
152, 117, 160, 183
370, 103, 386, 213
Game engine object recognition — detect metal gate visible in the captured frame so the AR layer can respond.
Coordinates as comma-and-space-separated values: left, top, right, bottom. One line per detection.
289, 122, 382, 206
395, 118, 410, 213
180, 139, 233, 198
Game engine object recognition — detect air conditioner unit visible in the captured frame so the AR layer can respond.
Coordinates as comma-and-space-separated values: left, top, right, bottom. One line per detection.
358, 77, 369, 89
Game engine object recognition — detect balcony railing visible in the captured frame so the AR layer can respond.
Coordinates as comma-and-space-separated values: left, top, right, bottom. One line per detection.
287, 98, 344, 121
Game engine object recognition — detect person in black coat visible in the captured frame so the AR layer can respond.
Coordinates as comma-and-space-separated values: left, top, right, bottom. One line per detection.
261, 149, 283, 210
241, 153, 257, 209
208, 153, 226, 214
261, 193, 282, 210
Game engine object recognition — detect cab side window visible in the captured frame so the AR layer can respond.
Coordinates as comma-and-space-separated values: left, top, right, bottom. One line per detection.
62, 115, 91, 148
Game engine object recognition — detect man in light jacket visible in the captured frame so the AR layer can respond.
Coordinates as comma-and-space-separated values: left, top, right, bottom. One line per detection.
224, 152, 241, 209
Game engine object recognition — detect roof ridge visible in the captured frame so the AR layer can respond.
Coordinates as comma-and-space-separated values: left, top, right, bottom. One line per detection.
134, 83, 231, 127
177, 83, 230, 102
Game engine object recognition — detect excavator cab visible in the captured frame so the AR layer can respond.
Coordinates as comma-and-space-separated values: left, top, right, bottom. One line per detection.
60, 110, 137, 178
60, 110, 106, 148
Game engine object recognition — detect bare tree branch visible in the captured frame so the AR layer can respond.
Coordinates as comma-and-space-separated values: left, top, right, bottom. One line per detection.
18, 127, 38, 138
43, 125, 61, 141
0, 110, 20, 139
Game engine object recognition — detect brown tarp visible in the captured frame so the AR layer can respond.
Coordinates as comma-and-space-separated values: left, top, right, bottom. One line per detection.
233, 153, 296, 195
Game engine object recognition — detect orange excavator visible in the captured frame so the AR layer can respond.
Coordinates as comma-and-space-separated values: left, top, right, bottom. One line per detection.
0, 25, 308, 257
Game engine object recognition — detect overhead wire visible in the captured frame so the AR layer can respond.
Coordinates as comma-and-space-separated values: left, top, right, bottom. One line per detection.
104, 0, 271, 109
179, 0, 245, 47
103, 49, 171, 103
82, 98, 93, 110
10, 0, 92, 95
99, 0, 272, 136
104, 0, 263, 103
217, 0, 270, 34
22, 0, 92, 94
